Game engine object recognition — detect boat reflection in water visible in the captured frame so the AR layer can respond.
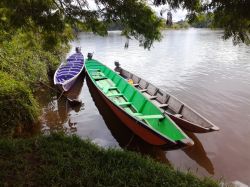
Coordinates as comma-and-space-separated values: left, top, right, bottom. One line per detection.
182, 132, 214, 174
41, 73, 85, 134
87, 74, 214, 172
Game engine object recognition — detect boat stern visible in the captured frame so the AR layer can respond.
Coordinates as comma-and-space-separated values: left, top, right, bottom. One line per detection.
180, 138, 194, 147
210, 125, 220, 131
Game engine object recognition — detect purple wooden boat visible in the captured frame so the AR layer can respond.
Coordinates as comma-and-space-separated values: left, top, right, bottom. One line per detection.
54, 52, 84, 92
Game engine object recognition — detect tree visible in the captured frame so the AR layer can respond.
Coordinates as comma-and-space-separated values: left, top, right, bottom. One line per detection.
190, 13, 214, 28
0, 0, 249, 48
0, 0, 162, 49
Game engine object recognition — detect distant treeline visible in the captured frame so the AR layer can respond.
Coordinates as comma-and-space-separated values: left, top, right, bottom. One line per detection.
164, 12, 218, 29
165, 20, 190, 29
80, 12, 219, 32
106, 14, 216, 31
189, 13, 215, 28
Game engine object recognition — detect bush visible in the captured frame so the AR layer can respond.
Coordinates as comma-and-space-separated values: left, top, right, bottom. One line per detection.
0, 29, 71, 136
0, 30, 70, 90
0, 72, 39, 136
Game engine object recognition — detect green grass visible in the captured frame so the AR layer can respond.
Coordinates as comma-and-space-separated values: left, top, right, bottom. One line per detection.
0, 133, 219, 187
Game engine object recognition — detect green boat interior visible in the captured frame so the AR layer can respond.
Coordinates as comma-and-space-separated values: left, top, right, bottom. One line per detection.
86, 60, 187, 141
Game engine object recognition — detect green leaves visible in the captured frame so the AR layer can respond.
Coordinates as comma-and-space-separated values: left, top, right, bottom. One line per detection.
1, 0, 249, 46
0, 29, 71, 136
0, 0, 164, 49
0, 72, 39, 136
97, 0, 162, 48
211, 0, 250, 45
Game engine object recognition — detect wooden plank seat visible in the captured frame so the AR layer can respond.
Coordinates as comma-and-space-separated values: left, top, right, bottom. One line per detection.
107, 93, 123, 97
137, 114, 164, 120
139, 89, 147, 92
93, 76, 107, 81
89, 69, 101, 73
126, 111, 164, 120
151, 99, 169, 109
159, 104, 169, 108
91, 72, 105, 76
117, 102, 132, 107
103, 86, 118, 93
149, 96, 158, 100
174, 114, 183, 118
143, 92, 158, 100
165, 110, 183, 118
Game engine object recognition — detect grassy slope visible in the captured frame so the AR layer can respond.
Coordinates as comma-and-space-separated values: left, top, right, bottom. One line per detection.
0, 133, 219, 187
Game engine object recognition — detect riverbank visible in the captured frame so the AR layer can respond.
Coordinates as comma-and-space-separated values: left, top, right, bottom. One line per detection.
0, 30, 70, 136
0, 133, 219, 187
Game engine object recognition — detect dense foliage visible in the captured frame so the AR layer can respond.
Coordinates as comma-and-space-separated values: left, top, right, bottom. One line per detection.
0, 133, 219, 187
0, 28, 70, 134
0, 72, 39, 136
0, 30, 70, 88
0, 0, 162, 49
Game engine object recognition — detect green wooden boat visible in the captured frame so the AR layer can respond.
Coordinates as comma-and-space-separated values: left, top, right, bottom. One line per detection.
85, 59, 194, 148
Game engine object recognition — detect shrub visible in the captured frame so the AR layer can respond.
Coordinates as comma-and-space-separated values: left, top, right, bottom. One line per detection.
0, 72, 39, 136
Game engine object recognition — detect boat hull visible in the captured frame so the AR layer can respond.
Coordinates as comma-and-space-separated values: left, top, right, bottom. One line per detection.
168, 114, 216, 133
55, 76, 76, 92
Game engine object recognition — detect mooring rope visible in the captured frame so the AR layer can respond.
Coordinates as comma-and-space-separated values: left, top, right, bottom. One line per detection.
125, 134, 135, 148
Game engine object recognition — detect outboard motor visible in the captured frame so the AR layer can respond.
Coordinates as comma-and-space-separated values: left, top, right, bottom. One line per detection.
114, 61, 120, 67
75, 47, 81, 53
114, 61, 122, 74
87, 53, 93, 60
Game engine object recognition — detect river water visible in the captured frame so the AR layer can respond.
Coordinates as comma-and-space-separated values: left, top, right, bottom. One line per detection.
37, 29, 250, 184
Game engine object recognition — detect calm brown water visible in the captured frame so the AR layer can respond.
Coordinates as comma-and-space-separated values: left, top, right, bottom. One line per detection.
37, 29, 250, 184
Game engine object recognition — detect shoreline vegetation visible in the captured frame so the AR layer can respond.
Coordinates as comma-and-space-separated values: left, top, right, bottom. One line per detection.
0, 30, 71, 136
108, 20, 191, 31
109, 13, 217, 31
0, 133, 219, 187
